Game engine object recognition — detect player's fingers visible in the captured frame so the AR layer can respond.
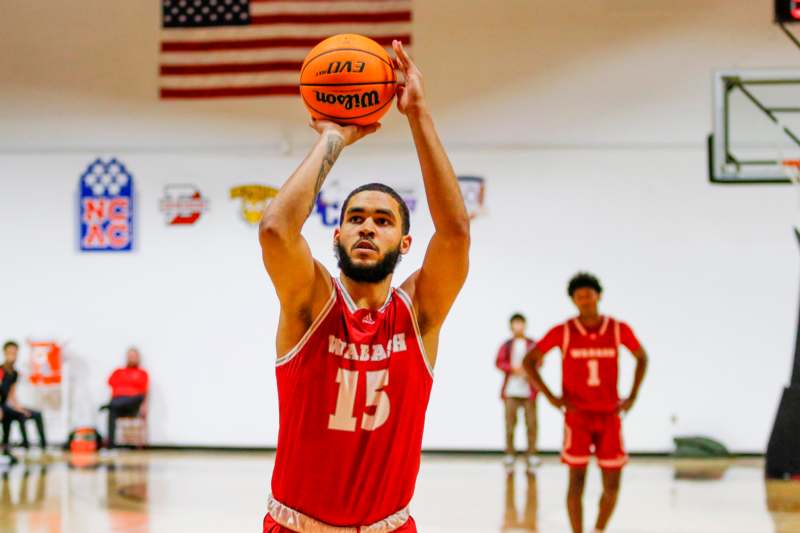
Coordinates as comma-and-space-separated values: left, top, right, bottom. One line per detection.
398, 44, 420, 77
392, 40, 408, 70
394, 39, 412, 66
391, 40, 402, 61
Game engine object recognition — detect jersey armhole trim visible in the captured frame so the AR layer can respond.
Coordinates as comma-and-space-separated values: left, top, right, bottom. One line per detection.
561, 324, 570, 359
395, 287, 434, 379
275, 286, 337, 368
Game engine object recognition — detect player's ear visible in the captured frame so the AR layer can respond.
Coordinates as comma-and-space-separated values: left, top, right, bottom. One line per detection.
399, 234, 412, 255
333, 227, 341, 243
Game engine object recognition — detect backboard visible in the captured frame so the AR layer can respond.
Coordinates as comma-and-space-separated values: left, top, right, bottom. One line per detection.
709, 69, 800, 184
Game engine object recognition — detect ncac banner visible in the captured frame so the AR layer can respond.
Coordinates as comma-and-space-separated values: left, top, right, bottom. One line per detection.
78, 158, 135, 252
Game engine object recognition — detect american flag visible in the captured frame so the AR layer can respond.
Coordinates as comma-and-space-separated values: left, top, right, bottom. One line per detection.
160, 0, 412, 99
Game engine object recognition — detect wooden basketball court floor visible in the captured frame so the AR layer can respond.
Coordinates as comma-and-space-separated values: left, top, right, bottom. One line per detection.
0, 451, 797, 532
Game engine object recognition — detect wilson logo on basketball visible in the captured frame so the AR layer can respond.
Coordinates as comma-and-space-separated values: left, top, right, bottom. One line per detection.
314, 90, 380, 111
300, 34, 396, 125
316, 61, 366, 77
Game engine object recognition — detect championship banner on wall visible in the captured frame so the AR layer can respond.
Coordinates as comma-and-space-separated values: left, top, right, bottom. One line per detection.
78, 158, 135, 252
27, 340, 62, 386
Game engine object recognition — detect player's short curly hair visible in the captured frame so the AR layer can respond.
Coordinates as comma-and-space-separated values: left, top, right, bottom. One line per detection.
340, 183, 410, 235
509, 313, 526, 323
567, 272, 603, 297
2, 340, 19, 351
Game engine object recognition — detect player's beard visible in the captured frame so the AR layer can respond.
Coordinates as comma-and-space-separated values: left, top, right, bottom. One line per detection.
335, 240, 402, 283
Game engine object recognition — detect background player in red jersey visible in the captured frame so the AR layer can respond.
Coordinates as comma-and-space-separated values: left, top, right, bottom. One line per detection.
258, 40, 470, 532
523, 272, 648, 533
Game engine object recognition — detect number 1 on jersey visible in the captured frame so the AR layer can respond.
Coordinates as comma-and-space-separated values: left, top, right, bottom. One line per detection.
328, 368, 390, 432
587, 359, 601, 387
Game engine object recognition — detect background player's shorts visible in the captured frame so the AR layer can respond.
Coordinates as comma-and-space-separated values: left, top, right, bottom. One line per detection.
561, 410, 628, 470
263, 514, 418, 532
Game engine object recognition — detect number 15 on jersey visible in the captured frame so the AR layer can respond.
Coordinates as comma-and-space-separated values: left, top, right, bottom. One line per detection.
328, 368, 391, 432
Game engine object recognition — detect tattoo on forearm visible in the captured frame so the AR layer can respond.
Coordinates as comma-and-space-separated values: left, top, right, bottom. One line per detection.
309, 135, 344, 212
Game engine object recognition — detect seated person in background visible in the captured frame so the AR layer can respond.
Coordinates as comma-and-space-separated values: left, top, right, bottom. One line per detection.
100, 347, 148, 449
1, 341, 48, 456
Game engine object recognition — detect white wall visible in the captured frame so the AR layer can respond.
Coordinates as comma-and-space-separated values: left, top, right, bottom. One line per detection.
0, 0, 798, 451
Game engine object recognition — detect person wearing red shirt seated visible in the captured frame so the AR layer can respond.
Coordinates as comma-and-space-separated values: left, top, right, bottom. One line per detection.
100, 347, 148, 449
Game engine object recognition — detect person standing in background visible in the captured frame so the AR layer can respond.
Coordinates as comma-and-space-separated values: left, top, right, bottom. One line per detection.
1, 340, 48, 459
496, 314, 540, 472
523, 273, 648, 533
100, 347, 148, 449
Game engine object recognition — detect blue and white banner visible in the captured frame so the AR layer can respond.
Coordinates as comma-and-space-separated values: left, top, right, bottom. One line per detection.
314, 182, 419, 228
78, 158, 135, 252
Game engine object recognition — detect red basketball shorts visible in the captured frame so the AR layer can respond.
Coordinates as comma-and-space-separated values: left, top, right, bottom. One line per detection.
561, 410, 627, 470
263, 514, 418, 532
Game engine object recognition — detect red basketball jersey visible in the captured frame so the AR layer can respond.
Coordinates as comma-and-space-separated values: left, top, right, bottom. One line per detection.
537, 316, 641, 414
270, 279, 434, 527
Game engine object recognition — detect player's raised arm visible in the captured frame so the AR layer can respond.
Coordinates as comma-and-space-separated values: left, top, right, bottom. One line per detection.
259, 121, 380, 312
393, 40, 471, 347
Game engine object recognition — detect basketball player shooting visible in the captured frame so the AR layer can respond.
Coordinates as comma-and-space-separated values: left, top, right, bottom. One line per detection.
258, 41, 470, 532
523, 273, 648, 533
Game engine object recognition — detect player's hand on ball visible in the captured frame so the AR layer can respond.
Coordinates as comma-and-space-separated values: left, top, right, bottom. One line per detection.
392, 40, 426, 116
309, 119, 381, 146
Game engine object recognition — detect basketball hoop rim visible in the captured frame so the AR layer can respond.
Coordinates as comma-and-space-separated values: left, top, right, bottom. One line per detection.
782, 159, 800, 183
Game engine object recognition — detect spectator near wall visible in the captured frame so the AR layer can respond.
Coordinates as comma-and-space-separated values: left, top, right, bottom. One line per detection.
100, 347, 148, 449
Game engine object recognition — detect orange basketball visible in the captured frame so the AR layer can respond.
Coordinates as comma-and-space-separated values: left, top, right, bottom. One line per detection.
299, 34, 397, 126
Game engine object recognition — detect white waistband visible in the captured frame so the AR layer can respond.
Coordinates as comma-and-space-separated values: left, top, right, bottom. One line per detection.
267, 495, 410, 533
